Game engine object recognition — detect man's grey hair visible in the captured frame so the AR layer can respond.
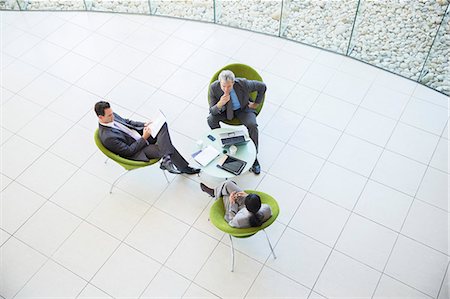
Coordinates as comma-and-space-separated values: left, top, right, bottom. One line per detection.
218, 70, 235, 83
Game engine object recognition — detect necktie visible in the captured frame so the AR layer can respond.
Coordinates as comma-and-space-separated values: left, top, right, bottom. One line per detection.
113, 122, 142, 141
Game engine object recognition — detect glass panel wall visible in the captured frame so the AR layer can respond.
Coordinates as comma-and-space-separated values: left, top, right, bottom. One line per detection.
21, 0, 85, 10
87, 0, 149, 14
1, 0, 448, 95
215, 0, 281, 35
349, 0, 447, 81
419, 6, 449, 94
280, 0, 359, 54
150, 0, 214, 22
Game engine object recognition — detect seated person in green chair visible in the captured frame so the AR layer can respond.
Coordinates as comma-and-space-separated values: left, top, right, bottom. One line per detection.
200, 181, 272, 228
95, 101, 200, 175
207, 70, 266, 175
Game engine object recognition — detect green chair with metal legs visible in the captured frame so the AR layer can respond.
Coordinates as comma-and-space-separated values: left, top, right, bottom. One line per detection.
208, 63, 265, 126
94, 129, 169, 193
209, 190, 280, 272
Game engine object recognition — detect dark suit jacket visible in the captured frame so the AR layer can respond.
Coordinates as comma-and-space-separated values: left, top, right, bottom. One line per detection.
98, 113, 150, 162
209, 78, 266, 120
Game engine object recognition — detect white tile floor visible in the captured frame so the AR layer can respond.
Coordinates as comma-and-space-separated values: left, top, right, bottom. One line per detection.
1, 11, 449, 299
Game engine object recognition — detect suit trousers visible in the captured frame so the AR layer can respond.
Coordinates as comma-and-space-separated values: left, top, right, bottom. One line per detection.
143, 123, 188, 169
207, 109, 259, 151
214, 180, 244, 223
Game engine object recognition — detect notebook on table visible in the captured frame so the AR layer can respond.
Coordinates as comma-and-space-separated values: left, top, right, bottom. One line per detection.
192, 145, 220, 166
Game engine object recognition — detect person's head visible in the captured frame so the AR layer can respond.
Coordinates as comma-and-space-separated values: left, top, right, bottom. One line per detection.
218, 70, 235, 94
245, 193, 263, 227
95, 101, 114, 123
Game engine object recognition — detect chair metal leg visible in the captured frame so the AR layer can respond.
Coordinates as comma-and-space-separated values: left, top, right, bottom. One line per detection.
263, 229, 276, 259
161, 168, 170, 184
110, 170, 129, 194
229, 234, 235, 272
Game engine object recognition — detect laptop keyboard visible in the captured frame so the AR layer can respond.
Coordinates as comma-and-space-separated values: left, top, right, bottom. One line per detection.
222, 136, 245, 146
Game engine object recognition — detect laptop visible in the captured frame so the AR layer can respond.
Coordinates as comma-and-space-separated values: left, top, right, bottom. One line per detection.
219, 130, 250, 147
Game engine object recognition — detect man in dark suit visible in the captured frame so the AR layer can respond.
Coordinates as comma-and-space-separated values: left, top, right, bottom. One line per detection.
95, 101, 200, 175
208, 70, 266, 174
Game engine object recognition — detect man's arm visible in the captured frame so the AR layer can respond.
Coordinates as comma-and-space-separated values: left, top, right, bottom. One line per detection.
246, 80, 267, 105
208, 82, 227, 115
123, 117, 145, 128
115, 113, 145, 128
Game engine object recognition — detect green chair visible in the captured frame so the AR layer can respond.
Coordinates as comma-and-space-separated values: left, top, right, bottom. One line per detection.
209, 190, 279, 272
208, 63, 265, 126
94, 129, 169, 193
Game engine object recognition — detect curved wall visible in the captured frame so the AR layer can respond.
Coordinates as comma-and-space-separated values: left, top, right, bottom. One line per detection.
2, 0, 449, 95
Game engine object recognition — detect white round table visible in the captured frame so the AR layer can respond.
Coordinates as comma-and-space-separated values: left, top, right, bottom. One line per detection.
193, 128, 257, 179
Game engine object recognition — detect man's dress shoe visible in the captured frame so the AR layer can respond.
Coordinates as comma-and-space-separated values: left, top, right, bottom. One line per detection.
160, 160, 181, 174
250, 159, 261, 175
180, 166, 201, 175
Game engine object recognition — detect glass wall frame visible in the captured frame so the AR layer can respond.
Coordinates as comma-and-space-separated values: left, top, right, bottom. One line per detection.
87, 0, 150, 14
419, 4, 450, 94
149, 0, 214, 22
0, 0, 21, 10
18, 0, 86, 10
280, 0, 360, 54
348, 0, 448, 82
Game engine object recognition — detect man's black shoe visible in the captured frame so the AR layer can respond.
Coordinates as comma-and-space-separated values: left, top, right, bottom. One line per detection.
160, 160, 181, 174
200, 183, 215, 197
250, 159, 261, 175
180, 166, 201, 175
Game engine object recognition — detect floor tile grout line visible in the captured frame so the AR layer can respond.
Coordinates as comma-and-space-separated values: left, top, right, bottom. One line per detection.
273, 112, 449, 213
8, 234, 96, 299
436, 261, 450, 299
125, 21, 209, 129
239, 64, 343, 292
6, 145, 176, 297
19, 161, 442, 299
348, 84, 436, 297
28, 12, 158, 102
269, 171, 450, 257
69, 170, 176, 299
1, 10, 448, 298
4, 24, 442, 162
2, 8, 446, 233
142, 197, 220, 298
366, 83, 445, 298
274, 90, 448, 142
303, 70, 396, 295
7, 187, 126, 298
4, 106, 103, 199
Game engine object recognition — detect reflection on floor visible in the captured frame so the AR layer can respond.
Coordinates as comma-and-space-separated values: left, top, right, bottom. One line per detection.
1, 11, 449, 299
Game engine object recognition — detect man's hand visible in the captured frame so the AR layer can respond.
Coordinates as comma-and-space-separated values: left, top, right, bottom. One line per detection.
229, 191, 237, 205
236, 191, 248, 198
248, 102, 258, 109
142, 126, 152, 139
217, 93, 231, 109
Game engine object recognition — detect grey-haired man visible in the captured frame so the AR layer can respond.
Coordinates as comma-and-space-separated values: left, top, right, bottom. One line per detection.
207, 70, 266, 174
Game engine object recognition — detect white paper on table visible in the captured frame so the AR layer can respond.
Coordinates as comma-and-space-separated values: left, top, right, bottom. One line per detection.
148, 110, 167, 138
192, 145, 220, 166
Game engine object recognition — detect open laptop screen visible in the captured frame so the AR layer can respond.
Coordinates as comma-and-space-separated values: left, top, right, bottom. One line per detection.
219, 131, 248, 147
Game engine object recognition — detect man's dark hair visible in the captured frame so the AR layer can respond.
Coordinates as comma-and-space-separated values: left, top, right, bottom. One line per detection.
245, 193, 261, 213
94, 101, 110, 116
245, 193, 263, 227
